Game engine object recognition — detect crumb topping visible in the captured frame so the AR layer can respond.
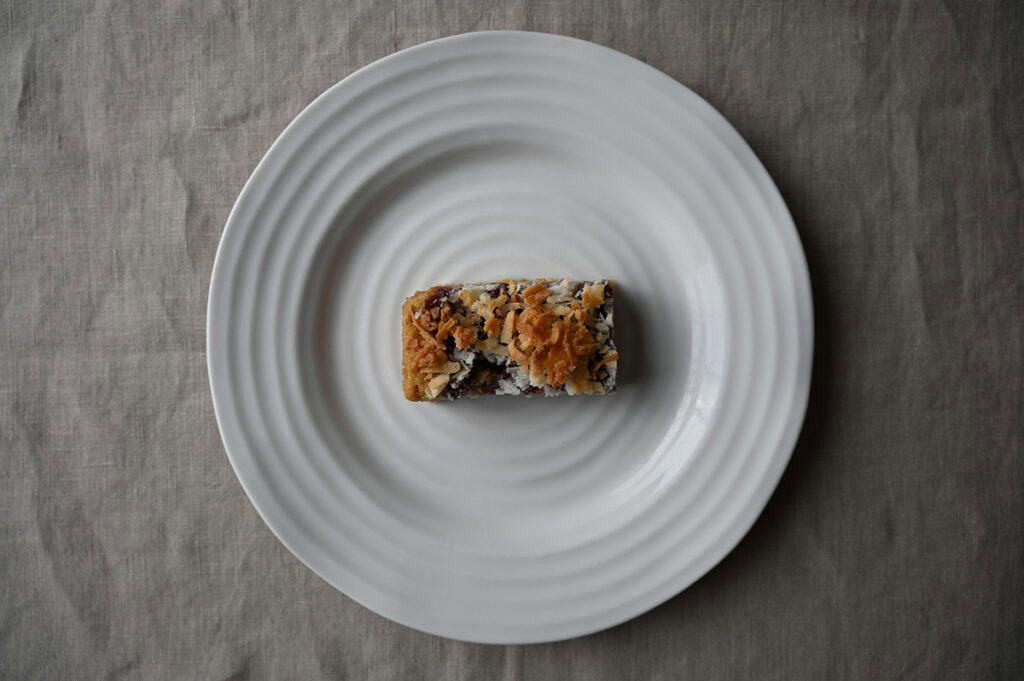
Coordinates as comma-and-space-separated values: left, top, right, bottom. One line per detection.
402, 278, 616, 401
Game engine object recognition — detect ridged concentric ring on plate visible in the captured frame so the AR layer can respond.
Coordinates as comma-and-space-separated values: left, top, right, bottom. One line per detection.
207, 31, 812, 643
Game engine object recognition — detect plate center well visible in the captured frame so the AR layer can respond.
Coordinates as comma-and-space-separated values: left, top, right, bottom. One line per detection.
297, 135, 711, 547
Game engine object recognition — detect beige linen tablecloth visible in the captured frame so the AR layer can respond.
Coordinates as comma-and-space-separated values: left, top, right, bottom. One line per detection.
3, 1, 1022, 678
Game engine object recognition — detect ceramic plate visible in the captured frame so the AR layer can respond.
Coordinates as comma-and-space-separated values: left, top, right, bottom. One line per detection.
207, 31, 813, 643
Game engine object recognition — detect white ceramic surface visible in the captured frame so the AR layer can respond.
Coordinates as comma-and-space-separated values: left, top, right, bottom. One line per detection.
207, 31, 813, 643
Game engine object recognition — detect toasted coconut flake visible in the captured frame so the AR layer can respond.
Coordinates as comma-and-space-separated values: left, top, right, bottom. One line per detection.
435, 317, 456, 341
523, 282, 551, 308
452, 325, 477, 350
501, 309, 517, 343
483, 315, 502, 338
581, 283, 605, 308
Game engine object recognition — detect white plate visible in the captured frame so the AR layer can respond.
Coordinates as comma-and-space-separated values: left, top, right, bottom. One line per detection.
207, 31, 812, 643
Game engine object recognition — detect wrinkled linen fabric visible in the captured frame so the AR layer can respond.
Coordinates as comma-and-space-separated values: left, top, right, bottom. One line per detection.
2, 1, 1022, 679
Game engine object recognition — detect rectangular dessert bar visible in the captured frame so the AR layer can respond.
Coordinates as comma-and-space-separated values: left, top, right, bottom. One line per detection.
402, 278, 617, 401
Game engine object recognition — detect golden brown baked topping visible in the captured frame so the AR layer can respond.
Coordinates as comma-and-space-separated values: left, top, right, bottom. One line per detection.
402, 279, 615, 401
401, 290, 451, 401
435, 317, 456, 341
581, 282, 605, 308
522, 282, 551, 308
452, 324, 477, 350
501, 309, 517, 343
483, 315, 502, 338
